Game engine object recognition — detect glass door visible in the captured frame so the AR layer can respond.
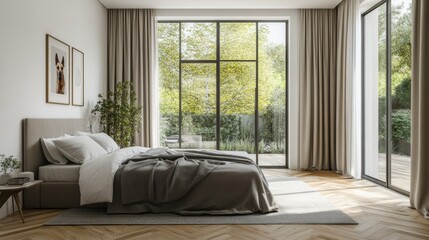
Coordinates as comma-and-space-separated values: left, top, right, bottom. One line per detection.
390, 0, 412, 193
362, 0, 412, 194
158, 20, 289, 167
362, 1, 387, 184
257, 22, 287, 167
219, 22, 257, 162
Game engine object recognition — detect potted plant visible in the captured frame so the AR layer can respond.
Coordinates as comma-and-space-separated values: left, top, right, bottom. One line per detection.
0, 154, 21, 185
92, 81, 142, 148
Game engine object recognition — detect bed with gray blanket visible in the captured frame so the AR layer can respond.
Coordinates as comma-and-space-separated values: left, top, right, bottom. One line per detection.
107, 148, 278, 215
22, 118, 277, 214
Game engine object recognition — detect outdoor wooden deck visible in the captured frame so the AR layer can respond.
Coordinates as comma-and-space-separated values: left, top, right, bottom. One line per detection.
250, 153, 411, 192
377, 154, 411, 192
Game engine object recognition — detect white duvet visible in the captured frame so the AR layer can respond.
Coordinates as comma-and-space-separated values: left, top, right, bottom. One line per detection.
79, 146, 149, 205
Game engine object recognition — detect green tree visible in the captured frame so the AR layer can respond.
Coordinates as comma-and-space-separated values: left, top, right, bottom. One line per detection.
158, 22, 285, 116
377, 1, 412, 96
392, 78, 411, 109
158, 23, 180, 115
392, 1, 412, 94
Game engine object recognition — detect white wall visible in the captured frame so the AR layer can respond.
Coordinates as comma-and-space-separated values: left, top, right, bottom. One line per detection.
0, 0, 107, 219
155, 9, 300, 169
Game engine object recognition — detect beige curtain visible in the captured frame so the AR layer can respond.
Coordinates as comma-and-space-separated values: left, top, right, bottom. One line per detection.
336, 0, 360, 176
410, 0, 429, 219
108, 9, 154, 147
299, 0, 358, 175
299, 9, 338, 170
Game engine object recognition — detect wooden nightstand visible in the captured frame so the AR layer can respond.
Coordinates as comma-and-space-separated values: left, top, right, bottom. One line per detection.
0, 180, 42, 223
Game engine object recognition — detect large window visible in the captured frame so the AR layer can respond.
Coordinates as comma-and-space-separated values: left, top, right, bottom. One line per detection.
362, 0, 412, 194
158, 21, 288, 167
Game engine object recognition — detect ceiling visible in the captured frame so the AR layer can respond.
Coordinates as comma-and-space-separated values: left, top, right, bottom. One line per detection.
98, 0, 342, 9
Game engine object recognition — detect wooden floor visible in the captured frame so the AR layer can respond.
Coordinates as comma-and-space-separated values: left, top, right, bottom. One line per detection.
0, 169, 428, 240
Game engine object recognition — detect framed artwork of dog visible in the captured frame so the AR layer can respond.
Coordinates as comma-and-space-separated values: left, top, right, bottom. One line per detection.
72, 48, 84, 106
46, 34, 70, 105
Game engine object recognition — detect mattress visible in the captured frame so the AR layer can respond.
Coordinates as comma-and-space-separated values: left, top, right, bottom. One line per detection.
39, 164, 80, 182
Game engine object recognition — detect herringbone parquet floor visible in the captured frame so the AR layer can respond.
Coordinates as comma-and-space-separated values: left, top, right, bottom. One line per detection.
0, 169, 428, 240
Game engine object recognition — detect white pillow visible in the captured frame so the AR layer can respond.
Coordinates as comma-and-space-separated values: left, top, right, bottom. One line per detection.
75, 131, 90, 136
76, 131, 120, 153
40, 136, 73, 165
53, 136, 107, 164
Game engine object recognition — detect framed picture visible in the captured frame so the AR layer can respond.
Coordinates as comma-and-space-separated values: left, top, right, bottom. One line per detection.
72, 48, 84, 106
46, 34, 70, 105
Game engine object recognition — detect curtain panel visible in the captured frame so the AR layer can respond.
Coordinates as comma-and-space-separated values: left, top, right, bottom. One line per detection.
299, 9, 338, 171
107, 9, 154, 147
336, 0, 360, 177
411, 0, 429, 219
299, 0, 359, 176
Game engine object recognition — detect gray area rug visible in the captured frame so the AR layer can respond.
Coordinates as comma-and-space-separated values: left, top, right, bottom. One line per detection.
45, 177, 357, 225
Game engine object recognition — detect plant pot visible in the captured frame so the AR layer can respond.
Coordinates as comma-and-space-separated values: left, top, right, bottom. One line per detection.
0, 174, 12, 185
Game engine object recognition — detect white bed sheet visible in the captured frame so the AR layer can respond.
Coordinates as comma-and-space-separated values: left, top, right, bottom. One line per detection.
79, 146, 149, 205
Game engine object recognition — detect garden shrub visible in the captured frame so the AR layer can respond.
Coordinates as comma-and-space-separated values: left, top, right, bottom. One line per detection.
392, 78, 411, 110
377, 109, 411, 155
160, 111, 286, 154
391, 109, 411, 155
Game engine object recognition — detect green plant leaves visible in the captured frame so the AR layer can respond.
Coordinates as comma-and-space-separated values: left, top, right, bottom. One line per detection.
0, 155, 20, 174
92, 81, 142, 148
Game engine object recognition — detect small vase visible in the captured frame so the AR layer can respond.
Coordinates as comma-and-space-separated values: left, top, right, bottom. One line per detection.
0, 174, 11, 185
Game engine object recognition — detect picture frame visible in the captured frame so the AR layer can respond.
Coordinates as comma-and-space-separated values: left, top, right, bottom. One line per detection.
72, 48, 84, 106
46, 34, 70, 105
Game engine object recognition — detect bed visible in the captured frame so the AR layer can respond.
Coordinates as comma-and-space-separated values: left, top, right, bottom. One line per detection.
23, 118, 86, 208
23, 118, 277, 214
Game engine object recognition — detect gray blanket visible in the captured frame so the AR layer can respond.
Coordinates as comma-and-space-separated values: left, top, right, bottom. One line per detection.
107, 148, 278, 215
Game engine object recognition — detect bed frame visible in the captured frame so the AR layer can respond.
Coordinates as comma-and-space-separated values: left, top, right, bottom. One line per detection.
22, 118, 87, 209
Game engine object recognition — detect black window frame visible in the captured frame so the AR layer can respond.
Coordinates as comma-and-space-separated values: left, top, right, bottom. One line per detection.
157, 20, 289, 168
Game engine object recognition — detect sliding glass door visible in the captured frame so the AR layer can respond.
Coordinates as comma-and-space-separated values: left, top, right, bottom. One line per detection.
219, 22, 257, 161
362, 0, 412, 194
257, 23, 287, 166
158, 21, 288, 167
363, 2, 387, 183
390, 0, 412, 193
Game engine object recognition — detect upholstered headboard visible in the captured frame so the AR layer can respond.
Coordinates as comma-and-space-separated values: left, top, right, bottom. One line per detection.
22, 118, 87, 178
